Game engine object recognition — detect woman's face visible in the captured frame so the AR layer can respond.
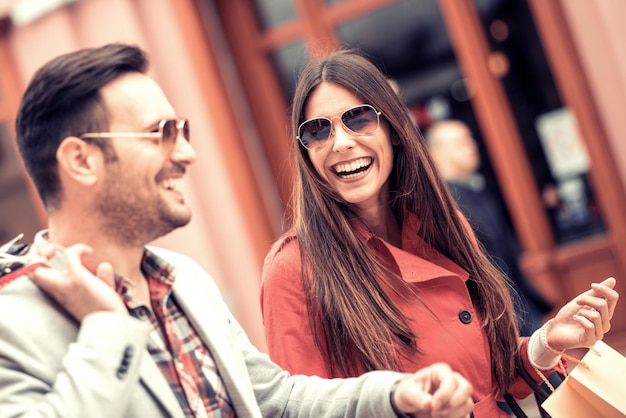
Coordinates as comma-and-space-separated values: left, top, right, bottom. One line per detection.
302, 82, 395, 212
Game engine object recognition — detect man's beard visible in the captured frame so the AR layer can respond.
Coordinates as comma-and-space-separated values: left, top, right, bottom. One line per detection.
95, 170, 191, 247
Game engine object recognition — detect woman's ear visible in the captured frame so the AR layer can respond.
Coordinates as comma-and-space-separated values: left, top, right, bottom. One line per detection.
391, 131, 401, 146
56, 137, 100, 186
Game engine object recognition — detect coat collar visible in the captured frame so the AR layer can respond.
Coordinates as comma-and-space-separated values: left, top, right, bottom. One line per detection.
270, 212, 470, 285
353, 211, 469, 284
138, 356, 186, 418
168, 251, 262, 418
137, 246, 262, 418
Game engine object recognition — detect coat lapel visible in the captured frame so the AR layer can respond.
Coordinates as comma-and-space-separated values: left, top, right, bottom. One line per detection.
138, 353, 186, 418
170, 263, 261, 418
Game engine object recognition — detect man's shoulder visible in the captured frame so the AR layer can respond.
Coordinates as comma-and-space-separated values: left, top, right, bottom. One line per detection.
145, 246, 221, 292
0, 267, 74, 336
0, 270, 43, 299
146, 245, 214, 275
445, 180, 475, 197
146, 245, 193, 264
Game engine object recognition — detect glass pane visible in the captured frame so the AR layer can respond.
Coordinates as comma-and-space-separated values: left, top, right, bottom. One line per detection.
336, 0, 459, 103
268, 40, 308, 101
252, 0, 296, 30
478, 0, 606, 244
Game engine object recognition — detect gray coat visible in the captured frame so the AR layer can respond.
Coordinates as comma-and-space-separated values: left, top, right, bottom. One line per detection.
0, 246, 403, 418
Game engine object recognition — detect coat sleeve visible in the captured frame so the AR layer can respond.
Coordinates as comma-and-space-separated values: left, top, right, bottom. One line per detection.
0, 277, 150, 418
260, 239, 334, 378
232, 292, 408, 417
172, 246, 411, 418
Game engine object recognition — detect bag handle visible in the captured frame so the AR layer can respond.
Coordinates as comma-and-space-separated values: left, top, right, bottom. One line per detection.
504, 348, 563, 418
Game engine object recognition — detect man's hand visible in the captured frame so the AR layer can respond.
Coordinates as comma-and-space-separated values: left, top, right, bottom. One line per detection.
30, 244, 126, 321
392, 363, 473, 418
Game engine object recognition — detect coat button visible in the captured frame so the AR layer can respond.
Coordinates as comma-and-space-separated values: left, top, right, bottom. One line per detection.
116, 345, 134, 379
459, 309, 473, 324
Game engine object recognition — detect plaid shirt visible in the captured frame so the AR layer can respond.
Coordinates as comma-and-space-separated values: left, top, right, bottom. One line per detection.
116, 249, 236, 418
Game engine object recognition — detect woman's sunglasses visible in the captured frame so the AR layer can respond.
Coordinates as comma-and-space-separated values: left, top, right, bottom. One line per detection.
79, 118, 189, 154
297, 104, 381, 151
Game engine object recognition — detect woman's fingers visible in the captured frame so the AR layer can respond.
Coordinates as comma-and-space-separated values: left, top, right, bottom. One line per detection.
577, 277, 618, 331
550, 277, 620, 349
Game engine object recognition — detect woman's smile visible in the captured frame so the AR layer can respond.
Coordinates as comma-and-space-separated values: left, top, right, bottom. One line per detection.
332, 157, 373, 179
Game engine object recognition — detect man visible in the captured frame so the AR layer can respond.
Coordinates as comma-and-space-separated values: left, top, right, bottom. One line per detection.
426, 119, 553, 336
0, 44, 473, 418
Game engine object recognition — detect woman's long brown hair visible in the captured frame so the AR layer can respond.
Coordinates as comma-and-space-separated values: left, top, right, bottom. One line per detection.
287, 49, 520, 391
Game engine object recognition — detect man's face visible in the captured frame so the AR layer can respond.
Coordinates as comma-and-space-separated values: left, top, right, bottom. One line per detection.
451, 125, 480, 175
93, 72, 196, 246
436, 122, 480, 179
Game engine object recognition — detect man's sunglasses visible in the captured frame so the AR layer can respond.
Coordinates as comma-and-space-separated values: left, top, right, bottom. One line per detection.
79, 118, 189, 154
297, 104, 381, 151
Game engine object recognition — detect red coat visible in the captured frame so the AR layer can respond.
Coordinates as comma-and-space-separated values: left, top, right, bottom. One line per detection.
261, 212, 551, 417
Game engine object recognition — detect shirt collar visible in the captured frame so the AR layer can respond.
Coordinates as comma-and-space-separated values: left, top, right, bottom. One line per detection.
114, 248, 176, 302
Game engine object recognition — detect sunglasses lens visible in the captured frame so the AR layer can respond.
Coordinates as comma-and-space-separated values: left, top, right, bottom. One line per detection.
180, 119, 190, 142
161, 119, 190, 153
342, 105, 379, 135
299, 118, 332, 149
162, 119, 178, 149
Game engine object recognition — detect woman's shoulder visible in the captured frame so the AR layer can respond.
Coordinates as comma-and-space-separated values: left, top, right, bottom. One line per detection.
261, 232, 304, 296
266, 230, 299, 255
263, 232, 301, 274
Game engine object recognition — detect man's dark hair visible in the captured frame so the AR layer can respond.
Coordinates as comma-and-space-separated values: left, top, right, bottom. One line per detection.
15, 43, 149, 209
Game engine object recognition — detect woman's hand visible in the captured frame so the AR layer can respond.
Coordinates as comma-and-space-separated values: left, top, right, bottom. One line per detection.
546, 277, 618, 351
392, 363, 474, 418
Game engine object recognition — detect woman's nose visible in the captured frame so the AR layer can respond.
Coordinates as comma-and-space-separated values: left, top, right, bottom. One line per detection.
330, 120, 356, 152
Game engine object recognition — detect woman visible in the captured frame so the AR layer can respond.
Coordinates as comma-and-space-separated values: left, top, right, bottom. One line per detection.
260, 50, 618, 417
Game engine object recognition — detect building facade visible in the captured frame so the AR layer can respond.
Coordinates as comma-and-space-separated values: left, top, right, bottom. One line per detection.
1, 0, 625, 351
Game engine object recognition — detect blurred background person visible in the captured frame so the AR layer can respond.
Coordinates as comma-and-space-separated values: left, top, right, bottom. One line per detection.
426, 119, 553, 335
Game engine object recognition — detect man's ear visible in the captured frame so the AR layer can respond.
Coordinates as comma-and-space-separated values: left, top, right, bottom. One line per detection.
56, 137, 100, 186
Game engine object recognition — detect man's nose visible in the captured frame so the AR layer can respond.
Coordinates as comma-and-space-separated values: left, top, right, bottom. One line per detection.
171, 134, 196, 164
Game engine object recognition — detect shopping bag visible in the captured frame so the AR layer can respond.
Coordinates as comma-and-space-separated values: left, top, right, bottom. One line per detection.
542, 340, 626, 418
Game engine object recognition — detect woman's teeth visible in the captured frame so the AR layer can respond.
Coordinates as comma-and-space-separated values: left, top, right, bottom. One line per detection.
334, 157, 372, 177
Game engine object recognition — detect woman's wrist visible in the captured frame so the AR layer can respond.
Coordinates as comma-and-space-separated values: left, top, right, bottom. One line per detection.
528, 320, 562, 370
